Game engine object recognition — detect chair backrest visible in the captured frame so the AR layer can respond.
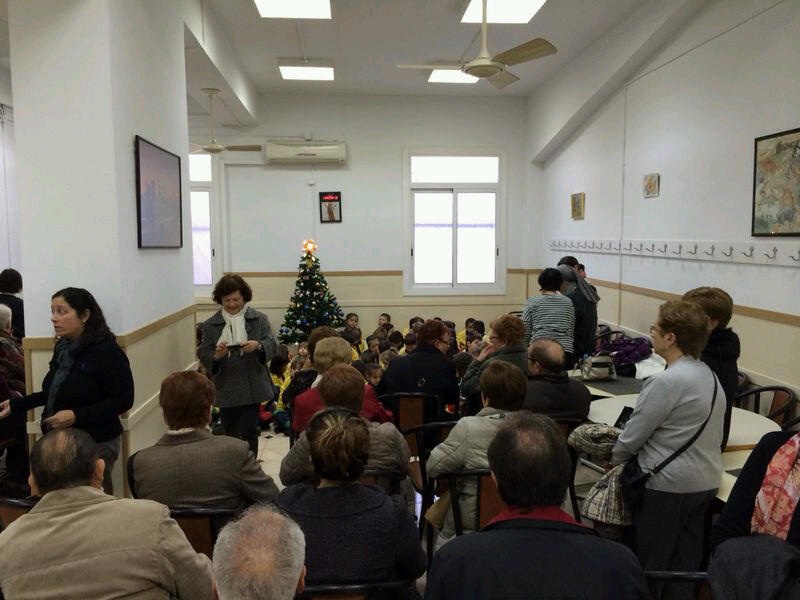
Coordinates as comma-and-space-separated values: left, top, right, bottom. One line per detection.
169, 507, 238, 558
359, 469, 406, 495
0, 497, 37, 531
441, 469, 507, 535
378, 393, 441, 434
735, 386, 797, 426
644, 571, 707, 585
299, 580, 414, 600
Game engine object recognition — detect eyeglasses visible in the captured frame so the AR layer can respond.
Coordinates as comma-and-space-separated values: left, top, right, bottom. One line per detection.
649, 324, 662, 336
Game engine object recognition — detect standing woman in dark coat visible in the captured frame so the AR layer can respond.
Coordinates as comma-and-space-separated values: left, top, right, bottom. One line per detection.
197, 274, 277, 455
0, 287, 134, 493
557, 264, 599, 361
0, 268, 24, 340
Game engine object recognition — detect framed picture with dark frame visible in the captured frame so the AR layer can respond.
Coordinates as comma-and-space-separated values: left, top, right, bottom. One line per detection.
319, 191, 342, 223
752, 126, 800, 237
135, 135, 183, 248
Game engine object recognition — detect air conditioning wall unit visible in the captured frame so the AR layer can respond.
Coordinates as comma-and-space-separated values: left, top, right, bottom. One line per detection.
265, 140, 347, 165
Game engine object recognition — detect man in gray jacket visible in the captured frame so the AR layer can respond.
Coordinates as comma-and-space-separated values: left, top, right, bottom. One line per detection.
0, 428, 213, 599
280, 364, 410, 495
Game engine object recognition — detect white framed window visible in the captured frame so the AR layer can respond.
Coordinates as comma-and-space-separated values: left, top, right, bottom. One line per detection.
403, 150, 506, 295
188, 154, 220, 289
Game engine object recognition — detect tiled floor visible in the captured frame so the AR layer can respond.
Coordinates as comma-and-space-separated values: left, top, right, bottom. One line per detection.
257, 429, 290, 489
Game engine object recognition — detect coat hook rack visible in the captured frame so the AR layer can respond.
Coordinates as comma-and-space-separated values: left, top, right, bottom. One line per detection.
646, 244, 654, 253
704, 245, 715, 256
671, 244, 682, 255
634, 244, 643, 252
687, 244, 698, 255
657, 244, 667, 253
589, 242, 595, 249
722, 246, 734, 257
764, 247, 778, 259
791, 249, 800, 262
613, 243, 620, 252
741, 245, 754, 258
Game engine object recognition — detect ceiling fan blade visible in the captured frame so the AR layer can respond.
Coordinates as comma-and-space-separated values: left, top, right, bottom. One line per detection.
225, 145, 263, 152
190, 147, 208, 154
492, 38, 556, 67
487, 70, 519, 89
396, 63, 462, 70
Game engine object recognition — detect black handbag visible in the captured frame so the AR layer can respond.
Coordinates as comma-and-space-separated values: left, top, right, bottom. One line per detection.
620, 376, 718, 511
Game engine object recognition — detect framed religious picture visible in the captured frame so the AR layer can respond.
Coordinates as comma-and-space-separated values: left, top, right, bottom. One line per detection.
752, 126, 800, 236
571, 192, 585, 220
134, 135, 183, 248
319, 191, 342, 223
643, 173, 660, 198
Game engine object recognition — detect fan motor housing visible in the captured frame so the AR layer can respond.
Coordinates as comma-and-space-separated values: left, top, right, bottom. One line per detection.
463, 58, 504, 79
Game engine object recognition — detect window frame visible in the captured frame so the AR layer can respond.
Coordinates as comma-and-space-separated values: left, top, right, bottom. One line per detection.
402, 148, 506, 295
188, 153, 223, 294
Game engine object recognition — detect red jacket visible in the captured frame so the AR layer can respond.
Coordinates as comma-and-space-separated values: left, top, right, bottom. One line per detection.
292, 384, 393, 434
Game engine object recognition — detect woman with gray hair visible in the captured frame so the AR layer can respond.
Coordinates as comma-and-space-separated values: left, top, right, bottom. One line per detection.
557, 264, 599, 360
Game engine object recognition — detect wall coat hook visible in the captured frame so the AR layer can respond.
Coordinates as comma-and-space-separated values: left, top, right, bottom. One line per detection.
791, 249, 800, 262
612, 243, 620, 252
741, 246, 754, 258
634, 244, 642, 252
589, 242, 595, 249
687, 244, 698, 255
657, 244, 667, 253
722, 246, 734, 257
623, 243, 632, 251
703, 245, 715, 256
764, 247, 778, 259
646, 244, 654, 252
671, 244, 683, 255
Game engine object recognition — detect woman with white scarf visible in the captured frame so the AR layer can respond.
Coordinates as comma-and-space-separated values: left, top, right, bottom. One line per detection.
197, 274, 277, 455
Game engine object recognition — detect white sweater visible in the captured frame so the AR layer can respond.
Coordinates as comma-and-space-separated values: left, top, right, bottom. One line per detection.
612, 356, 724, 494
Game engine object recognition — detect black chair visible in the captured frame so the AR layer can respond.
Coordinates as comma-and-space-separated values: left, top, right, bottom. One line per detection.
298, 579, 415, 599
359, 469, 407, 495
0, 496, 37, 531
734, 386, 797, 428
169, 506, 238, 558
555, 419, 586, 523
377, 392, 442, 433
644, 570, 708, 598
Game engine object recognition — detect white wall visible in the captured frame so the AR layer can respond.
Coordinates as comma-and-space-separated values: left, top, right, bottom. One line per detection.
201, 93, 529, 271
529, 0, 800, 315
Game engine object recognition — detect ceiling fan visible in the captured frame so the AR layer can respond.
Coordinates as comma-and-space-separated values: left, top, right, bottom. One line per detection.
190, 88, 262, 154
396, 0, 556, 89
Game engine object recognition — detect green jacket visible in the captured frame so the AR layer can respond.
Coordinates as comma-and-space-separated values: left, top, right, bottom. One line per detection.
459, 344, 528, 399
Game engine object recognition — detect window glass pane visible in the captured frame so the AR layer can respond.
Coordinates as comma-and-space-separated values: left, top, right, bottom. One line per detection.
190, 191, 212, 285
411, 156, 499, 183
188, 154, 212, 182
413, 191, 453, 284
457, 192, 495, 284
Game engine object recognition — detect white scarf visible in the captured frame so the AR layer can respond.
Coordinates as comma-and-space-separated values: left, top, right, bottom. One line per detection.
218, 306, 248, 346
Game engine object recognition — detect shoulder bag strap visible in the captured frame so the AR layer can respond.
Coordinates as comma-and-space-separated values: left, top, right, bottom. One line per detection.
651, 374, 718, 475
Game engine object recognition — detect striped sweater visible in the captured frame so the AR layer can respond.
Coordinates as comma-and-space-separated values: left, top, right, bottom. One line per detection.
522, 293, 575, 353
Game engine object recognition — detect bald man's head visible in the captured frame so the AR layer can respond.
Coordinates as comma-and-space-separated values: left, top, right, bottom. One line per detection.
527, 339, 566, 374
29, 428, 103, 496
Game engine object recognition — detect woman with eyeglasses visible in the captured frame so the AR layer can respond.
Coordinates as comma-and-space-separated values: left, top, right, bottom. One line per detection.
611, 300, 725, 600
376, 319, 459, 422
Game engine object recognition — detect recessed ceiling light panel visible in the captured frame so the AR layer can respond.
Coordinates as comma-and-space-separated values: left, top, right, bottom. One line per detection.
254, 0, 331, 19
278, 60, 335, 81
428, 70, 479, 84
461, 0, 546, 24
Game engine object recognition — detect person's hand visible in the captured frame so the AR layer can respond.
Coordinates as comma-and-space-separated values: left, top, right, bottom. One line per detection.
43, 410, 76, 430
477, 343, 495, 362
213, 341, 229, 360
241, 340, 261, 354
0, 399, 10, 420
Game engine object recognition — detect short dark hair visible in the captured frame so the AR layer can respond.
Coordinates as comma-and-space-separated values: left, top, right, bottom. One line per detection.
380, 312, 391, 322
160, 371, 215, 429
307, 326, 338, 361
471, 320, 486, 335
682, 287, 733, 329
557, 256, 579, 269
306, 408, 369, 482
403, 333, 416, 346
345, 312, 358, 321
577, 264, 585, 272
340, 327, 361, 346
269, 354, 290, 378
528, 339, 566, 374
408, 316, 424, 328
30, 429, 99, 495
538, 268, 563, 292
52, 287, 112, 343
0, 268, 22, 293
488, 413, 569, 507
388, 331, 404, 346
212, 274, 253, 304
417, 319, 448, 347
351, 359, 368, 378
480, 361, 527, 410
465, 317, 476, 328
318, 364, 365, 412
359, 350, 378, 364
453, 352, 474, 379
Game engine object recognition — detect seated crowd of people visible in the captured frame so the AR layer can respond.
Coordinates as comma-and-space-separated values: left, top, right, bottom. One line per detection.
1, 261, 798, 599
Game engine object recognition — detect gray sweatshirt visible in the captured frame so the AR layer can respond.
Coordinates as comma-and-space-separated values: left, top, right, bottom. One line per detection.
612, 356, 724, 494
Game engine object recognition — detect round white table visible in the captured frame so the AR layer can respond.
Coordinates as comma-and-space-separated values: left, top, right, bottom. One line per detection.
589, 394, 780, 452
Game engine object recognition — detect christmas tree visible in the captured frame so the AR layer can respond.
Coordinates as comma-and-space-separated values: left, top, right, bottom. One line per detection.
278, 239, 345, 344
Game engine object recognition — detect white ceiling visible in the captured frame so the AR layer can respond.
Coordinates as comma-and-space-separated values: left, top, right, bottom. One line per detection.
198, 0, 647, 103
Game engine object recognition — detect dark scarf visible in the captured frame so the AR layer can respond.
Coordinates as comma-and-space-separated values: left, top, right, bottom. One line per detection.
702, 327, 741, 363
44, 339, 76, 419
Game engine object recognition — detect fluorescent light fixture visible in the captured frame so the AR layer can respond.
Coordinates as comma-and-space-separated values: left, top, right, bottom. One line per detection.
278, 59, 334, 81
461, 0, 547, 24
428, 69, 478, 84
254, 0, 331, 19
